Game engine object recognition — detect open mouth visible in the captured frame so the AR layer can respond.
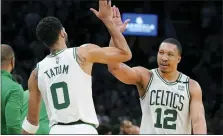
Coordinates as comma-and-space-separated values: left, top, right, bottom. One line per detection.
160, 64, 169, 67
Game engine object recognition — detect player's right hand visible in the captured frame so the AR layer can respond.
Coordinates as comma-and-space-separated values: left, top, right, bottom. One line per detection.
90, 0, 113, 22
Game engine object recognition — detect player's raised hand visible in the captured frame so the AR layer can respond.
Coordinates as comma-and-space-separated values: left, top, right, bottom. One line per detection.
90, 0, 113, 22
112, 5, 130, 33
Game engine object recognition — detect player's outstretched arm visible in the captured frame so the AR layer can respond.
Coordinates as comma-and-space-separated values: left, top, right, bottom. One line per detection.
107, 7, 143, 86
77, 44, 131, 64
90, 0, 132, 60
108, 64, 151, 97
108, 64, 142, 85
189, 79, 207, 134
22, 69, 41, 134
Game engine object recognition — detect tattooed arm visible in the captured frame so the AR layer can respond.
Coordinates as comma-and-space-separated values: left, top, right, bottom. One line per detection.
77, 44, 132, 64
22, 68, 41, 134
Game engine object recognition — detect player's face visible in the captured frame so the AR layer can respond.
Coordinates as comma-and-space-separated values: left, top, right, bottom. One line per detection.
157, 42, 181, 73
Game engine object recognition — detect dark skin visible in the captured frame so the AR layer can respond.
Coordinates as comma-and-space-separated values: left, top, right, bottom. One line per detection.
108, 7, 207, 134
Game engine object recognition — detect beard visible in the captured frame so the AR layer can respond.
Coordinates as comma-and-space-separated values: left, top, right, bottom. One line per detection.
160, 69, 167, 73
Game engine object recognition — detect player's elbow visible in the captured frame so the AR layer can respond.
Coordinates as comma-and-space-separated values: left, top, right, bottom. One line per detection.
119, 51, 132, 62
118, 47, 132, 61
121, 43, 132, 60
127, 53, 132, 61
125, 50, 132, 61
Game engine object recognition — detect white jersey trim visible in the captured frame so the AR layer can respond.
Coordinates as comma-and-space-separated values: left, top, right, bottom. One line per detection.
155, 68, 182, 85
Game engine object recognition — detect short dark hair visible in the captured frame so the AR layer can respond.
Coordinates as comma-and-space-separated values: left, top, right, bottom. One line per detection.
162, 38, 182, 55
36, 16, 63, 47
1, 44, 14, 64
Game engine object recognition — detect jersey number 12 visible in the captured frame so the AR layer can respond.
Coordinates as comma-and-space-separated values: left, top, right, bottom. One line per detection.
154, 108, 177, 130
50, 82, 70, 110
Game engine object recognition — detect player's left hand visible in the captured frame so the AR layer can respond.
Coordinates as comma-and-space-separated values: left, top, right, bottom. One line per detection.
90, 0, 113, 22
112, 5, 130, 33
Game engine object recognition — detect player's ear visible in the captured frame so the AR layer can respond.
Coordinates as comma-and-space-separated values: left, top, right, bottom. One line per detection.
178, 56, 181, 63
60, 30, 65, 38
11, 56, 15, 70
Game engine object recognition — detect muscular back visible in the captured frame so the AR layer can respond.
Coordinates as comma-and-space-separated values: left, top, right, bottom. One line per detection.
37, 43, 132, 127
37, 47, 99, 127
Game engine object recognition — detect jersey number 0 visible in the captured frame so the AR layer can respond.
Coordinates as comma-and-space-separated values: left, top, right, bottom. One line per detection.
50, 82, 70, 110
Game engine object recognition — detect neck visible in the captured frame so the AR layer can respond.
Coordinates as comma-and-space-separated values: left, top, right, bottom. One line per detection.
50, 43, 67, 55
1, 66, 11, 73
158, 68, 179, 82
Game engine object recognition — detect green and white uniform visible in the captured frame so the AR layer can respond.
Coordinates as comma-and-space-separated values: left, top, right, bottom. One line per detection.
37, 48, 98, 134
140, 68, 191, 134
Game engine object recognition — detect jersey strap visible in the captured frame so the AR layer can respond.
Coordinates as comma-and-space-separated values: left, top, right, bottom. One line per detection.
141, 71, 154, 100
185, 76, 190, 99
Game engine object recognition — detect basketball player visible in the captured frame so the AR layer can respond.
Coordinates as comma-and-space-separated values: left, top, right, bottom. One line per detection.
108, 6, 207, 134
22, 0, 132, 134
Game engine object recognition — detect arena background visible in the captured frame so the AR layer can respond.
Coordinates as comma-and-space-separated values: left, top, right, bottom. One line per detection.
1, 0, 222, 134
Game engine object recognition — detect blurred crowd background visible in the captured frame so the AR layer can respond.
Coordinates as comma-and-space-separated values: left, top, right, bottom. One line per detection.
2, 0, 222, 134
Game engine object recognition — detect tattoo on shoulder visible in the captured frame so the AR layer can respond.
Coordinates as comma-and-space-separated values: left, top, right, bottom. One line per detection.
76, 50, 86, 66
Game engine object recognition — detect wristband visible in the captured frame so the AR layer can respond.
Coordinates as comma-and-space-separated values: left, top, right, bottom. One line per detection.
22, 117, 39, 134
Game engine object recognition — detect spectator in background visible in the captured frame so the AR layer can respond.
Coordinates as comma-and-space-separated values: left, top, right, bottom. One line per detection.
1, 44, 24, 134
119, 120, 133, 134
129, 125, 140, 134
97, 124, 112, 135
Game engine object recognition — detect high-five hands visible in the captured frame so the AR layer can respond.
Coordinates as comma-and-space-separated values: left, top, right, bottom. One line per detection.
90, 0, 130, 32
112, 5, 130, 33
90, 0, 113, 22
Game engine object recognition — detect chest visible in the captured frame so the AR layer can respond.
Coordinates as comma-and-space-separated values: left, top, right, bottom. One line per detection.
146, 80, 190, 111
